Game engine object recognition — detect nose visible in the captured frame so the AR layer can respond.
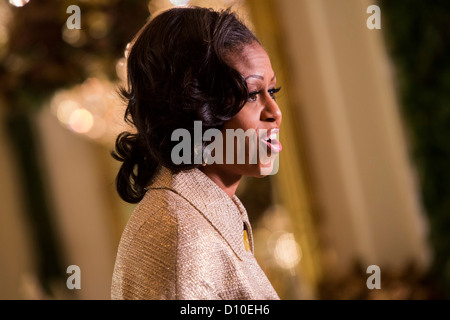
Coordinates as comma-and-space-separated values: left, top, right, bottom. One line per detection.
261, 95, 282, 126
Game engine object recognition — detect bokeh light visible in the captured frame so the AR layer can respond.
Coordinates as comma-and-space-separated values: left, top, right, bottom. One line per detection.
68, 109, 94, 134
56, 100, 80, 125
8, 0, 30, 8
170, 0, 190, 6
273, 232, 302, 273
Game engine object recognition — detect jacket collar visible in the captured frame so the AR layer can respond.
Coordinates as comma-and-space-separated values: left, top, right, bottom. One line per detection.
148, 166, 252, 260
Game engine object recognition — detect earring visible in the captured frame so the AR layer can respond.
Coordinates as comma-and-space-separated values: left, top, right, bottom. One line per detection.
193, 143, 202, 166
202, 145, 211, 167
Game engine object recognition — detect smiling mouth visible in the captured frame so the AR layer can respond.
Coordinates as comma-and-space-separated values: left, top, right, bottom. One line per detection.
261, 128, 282, 153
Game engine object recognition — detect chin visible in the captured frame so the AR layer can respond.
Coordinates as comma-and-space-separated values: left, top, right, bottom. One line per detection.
258, 161, 275, 176
242, 158, 277, 178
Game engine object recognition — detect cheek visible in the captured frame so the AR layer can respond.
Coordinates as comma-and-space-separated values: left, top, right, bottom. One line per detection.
223, 113, 268, 161
224, 107, 259, 132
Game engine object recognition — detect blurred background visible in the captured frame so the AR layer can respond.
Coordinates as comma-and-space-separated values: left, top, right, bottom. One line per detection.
0, 0, 449, 300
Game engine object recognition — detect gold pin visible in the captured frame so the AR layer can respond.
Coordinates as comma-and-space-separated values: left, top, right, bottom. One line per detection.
243, 229, 250, 252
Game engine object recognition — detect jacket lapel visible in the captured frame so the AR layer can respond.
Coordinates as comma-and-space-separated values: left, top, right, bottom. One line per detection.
231, 195, 254, 254
149, 166, 249, 261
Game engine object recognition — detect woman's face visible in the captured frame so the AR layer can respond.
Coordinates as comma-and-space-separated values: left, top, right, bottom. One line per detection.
214, 42, 283, 178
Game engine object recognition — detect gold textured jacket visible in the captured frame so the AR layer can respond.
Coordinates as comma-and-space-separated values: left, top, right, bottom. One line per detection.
111, 166, 279, 300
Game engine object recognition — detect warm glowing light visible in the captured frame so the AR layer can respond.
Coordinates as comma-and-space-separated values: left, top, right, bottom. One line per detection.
49, 78, 128, 146
170, 0, 190, 6
116, 58, 127, 82
85, 117, 107, 140
81, 77, 105, 98
62, 28, 86, 47
273, 233, 302, 271
124, 42, 131, 58
57, 100, 80, 125
87, 12, 109, 39
68, 109, 94, 133
9, 0, 30, 7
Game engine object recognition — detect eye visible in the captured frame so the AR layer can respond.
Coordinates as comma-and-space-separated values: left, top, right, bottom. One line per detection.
268, 87, 281, 100
248, 90, 261, 103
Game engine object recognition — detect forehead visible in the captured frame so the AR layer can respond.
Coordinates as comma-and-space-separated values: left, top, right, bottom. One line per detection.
228, 43, 273, 79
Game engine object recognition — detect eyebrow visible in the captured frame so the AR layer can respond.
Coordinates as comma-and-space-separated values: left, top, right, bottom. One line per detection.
245, 74, 276, 82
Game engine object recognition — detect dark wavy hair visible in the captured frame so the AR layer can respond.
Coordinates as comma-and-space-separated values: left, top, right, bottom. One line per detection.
112, 7, 259, 203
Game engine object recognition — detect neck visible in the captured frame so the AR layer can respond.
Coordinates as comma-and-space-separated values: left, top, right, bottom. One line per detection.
200, 165, 241, 198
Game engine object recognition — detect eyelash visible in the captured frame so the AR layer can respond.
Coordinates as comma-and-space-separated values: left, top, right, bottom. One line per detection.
248, 87, 281, 102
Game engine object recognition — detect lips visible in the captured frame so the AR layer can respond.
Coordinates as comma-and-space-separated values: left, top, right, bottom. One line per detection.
261, 128, 282, 153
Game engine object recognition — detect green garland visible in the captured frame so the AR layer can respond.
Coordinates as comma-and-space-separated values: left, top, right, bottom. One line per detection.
379, 0, 450, 298
0, 0, 149, 297
1, 0, 150, 111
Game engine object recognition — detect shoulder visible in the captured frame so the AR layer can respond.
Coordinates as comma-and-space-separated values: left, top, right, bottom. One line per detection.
119, 185, 213, 249
111, 188, 193, 299
115, 187, 200, 258
111, 183, 232, 299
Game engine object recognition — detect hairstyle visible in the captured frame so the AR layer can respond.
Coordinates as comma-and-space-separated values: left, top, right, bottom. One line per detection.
112, 7, 260, 203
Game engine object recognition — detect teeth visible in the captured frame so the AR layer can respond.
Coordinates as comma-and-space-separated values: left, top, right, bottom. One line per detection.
263, 131, 278, 142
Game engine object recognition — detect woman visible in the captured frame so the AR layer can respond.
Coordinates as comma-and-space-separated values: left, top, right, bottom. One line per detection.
111, 6, 282, 300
